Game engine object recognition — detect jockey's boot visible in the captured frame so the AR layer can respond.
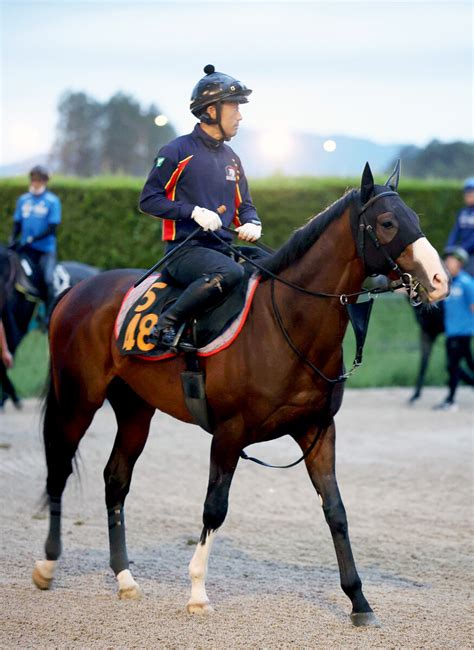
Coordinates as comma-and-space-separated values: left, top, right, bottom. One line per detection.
149, 273, 226, 350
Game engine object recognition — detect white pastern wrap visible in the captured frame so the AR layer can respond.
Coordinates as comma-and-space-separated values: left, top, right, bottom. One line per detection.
117, 569, 137, 591
35, 559, 56, 579
188, 531, 215, 607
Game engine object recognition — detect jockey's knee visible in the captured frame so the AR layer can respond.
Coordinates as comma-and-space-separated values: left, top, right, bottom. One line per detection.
207, 264, 244, 293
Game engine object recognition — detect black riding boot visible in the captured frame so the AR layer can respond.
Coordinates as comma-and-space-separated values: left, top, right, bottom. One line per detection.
150, 274, 226, 349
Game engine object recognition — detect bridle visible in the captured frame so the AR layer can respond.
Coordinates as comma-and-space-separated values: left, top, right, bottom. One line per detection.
212, 190, 422, 308
356, 190, 422, 306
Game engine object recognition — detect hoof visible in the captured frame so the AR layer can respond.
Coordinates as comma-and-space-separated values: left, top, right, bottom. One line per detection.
118, 584, 142, 600
350, 611, 381, 627
186, 601, 214, 615
32, 565, 53, 591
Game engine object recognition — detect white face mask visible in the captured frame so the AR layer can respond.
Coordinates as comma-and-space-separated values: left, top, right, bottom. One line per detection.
29, 184, 46, 196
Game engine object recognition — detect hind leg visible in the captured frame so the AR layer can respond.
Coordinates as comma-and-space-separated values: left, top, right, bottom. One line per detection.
33, 380, 100, 590
104, 379, 155, 599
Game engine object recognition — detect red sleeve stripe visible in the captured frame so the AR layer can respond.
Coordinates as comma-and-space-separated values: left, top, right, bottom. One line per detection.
165, 155, 193, 201
162, 155, 193, 241
232, 182, 243, 227
162, 218, 176, 241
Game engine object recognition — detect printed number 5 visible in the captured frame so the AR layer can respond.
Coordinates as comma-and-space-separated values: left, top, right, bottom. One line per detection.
135, 281, 167, 313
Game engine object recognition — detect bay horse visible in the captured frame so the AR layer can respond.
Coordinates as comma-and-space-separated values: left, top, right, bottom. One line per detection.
32, 163, 448, 626
0, 244, 99, 407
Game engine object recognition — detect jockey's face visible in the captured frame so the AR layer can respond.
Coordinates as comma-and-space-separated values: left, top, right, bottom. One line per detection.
220, 101, 242, 139
206, 101, 242, 140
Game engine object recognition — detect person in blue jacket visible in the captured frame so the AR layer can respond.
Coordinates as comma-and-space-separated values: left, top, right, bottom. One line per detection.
9, 165, 62, 319
434, 246, 474, 411
140, 64, 263, 349
446, 178, 474, 276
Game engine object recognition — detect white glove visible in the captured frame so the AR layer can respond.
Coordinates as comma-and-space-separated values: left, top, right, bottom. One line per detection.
236, 222, 262, 242
191, 206, 222, 231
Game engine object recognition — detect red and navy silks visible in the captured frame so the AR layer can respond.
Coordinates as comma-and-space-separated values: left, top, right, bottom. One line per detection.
139, 124, 261, 246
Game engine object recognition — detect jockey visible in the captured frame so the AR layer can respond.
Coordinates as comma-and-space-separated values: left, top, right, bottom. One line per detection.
140, 64, 263, 349
9, 165, 61, 319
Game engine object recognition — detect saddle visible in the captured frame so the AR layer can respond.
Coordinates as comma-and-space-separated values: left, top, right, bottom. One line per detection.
115, 269, 260, 361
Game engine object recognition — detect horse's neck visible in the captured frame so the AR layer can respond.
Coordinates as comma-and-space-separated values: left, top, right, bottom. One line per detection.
268, 207, 365, 372
282, 207, 364, 298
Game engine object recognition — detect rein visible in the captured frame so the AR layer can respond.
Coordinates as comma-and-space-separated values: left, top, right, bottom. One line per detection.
239, 386, 335, 469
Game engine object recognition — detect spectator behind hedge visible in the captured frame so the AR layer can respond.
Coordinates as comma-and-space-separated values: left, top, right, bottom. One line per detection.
446, 177, 474, 276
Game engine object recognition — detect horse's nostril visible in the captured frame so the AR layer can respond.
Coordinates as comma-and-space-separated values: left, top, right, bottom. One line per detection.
432, 273, 445, 287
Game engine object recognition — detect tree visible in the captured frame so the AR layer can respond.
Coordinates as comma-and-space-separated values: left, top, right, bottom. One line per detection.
51, 91, 103, 176
390, 140, 474, 179
51, 91, 177, 177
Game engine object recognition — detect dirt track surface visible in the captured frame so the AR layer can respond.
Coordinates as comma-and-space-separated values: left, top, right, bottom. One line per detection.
0, 388, 472, 649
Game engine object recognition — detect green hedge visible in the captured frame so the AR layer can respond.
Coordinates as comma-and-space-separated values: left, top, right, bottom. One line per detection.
0, 175, 461, 269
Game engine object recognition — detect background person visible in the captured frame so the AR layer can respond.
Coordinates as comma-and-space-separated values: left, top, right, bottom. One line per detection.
9, 165, 62, 320
140, 64, 263, 348
434, 246, 474, 411
446, 177, 474, 276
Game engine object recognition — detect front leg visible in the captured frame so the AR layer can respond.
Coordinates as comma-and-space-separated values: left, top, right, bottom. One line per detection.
187, 431, 241, 614
296, 420, 379, 627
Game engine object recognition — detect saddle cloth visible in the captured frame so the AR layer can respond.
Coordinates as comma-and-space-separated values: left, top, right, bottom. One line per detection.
114, 272, 260, 361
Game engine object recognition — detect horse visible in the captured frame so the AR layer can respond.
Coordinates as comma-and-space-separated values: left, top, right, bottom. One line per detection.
32, 162, 448, 627
0, 245, 99, 407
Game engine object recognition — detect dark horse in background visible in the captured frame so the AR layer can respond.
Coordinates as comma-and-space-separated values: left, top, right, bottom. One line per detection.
0, 244, 99, 407
409, 301, 445, 402
32, 163, 448, 627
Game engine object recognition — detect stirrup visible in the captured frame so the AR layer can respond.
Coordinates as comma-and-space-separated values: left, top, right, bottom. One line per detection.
173, 323, 198, 353
147, 324, 178, 350
163, 322, 190, 354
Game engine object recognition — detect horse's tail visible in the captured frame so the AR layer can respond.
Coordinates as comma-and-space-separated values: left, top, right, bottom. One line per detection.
40, 287, 80, 508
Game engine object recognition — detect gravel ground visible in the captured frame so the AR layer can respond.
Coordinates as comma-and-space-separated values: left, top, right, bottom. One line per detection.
0, 387, 472, 649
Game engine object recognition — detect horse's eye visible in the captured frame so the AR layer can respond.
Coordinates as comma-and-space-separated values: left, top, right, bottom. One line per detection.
382, 221, 394, 229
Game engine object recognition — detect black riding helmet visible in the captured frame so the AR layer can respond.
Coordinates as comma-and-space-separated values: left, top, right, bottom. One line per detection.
29, 165, 50, 182
190, 65, 252, 140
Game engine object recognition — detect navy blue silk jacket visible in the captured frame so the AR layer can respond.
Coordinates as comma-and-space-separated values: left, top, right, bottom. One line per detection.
139, 124, 261, 247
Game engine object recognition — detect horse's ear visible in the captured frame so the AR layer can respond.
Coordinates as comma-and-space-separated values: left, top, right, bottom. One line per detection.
360, 162, 374, 204
385, 159, 401, 191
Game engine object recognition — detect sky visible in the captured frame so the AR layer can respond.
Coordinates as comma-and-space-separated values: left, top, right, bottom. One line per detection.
1, 0, 473, 166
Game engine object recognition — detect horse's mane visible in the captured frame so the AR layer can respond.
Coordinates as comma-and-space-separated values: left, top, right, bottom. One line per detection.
260, 189, 358, 274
